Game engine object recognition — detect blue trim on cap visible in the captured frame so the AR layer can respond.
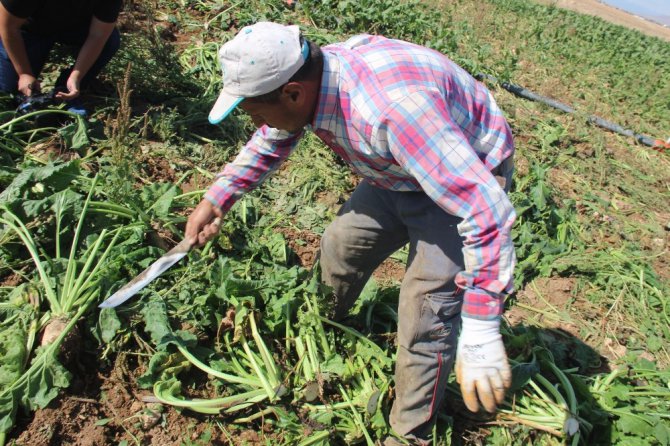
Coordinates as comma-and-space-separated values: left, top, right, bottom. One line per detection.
301, 40, 309, 61
208, 96, 244, 124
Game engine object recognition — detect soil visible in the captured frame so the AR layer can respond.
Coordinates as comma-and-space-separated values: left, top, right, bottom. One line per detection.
278, 227, 321, 269
534, 0, 670, 41
12, 352, 237, 446
139, 149, 178, 185
507, 277, 600, 345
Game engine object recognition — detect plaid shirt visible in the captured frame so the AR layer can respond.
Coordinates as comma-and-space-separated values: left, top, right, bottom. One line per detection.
205, 35, 516, 320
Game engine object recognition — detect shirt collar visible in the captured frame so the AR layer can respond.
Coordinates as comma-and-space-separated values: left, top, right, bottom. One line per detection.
309, 51, 340, 131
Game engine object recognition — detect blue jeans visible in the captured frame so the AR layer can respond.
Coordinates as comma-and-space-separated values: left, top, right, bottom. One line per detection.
0, 25, 121, 93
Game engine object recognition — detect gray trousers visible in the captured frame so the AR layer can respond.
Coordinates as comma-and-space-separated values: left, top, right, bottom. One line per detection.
319, 160, 513, 440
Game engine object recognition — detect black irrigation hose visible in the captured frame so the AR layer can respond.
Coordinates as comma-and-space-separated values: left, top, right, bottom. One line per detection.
477, 73, 670, 153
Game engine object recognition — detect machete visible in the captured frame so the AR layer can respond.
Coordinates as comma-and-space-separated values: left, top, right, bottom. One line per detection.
99, 219, 220, 309
99, 239, 191, 308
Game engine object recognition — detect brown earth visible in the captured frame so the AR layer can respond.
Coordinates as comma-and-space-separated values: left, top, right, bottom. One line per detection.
12, 352, 260, 446
534, 0, 670, 41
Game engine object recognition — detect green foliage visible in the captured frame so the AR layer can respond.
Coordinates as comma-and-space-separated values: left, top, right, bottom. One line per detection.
0, 314, 74, 440
450, 0, 670, 136
134, 267, 393, 443
590, 365, 670, 445
510, 161, 580, 286
0, 173, 158, 440
0, 160, 82, 218
0, 325, 27, 389
552, 248, 670, 356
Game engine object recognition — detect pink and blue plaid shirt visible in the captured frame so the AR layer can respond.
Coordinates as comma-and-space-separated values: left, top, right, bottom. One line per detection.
205, 35, 516, 320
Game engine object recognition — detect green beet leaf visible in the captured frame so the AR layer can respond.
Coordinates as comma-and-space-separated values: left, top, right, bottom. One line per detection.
0, 326, 27, 389
98, 308, 122, 344
615, 412, 654, 436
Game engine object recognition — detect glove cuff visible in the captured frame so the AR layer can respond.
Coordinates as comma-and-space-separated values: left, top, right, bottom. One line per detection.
460, 317, 501, 343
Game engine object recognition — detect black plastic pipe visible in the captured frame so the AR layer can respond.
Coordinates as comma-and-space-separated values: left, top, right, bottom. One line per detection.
476, 73, 668, 151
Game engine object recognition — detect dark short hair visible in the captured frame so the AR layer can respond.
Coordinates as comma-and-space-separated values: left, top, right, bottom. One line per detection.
248, 39, 322, 104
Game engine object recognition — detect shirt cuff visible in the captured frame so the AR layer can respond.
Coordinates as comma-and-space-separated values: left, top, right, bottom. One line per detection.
461, 288, 504, 321
203, 182, 235, 214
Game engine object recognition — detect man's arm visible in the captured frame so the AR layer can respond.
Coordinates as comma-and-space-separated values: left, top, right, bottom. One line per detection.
0, 2, 37, 95
186, 126, 303, 246
55, 16, 115, 100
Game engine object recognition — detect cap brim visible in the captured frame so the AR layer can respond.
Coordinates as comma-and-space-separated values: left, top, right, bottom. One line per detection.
208, 91, 244, 124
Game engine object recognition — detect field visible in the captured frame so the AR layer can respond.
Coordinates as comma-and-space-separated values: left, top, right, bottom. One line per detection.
1, 0, 669, 445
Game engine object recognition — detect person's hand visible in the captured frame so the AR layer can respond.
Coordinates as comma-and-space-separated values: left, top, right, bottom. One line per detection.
455, 317, 511, 413
54, 73, 81, 100
185, 199, 224, 247
18, 74, 39, 96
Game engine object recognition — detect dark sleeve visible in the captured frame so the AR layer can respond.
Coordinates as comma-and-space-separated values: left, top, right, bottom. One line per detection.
0, 0, 39, 19
92, 0, 122, 23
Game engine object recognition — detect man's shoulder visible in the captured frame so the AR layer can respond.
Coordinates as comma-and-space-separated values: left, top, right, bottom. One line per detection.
324, 34, 451, 90
325, 34, 449, 71
324, 34, 415, 53
92, 0, 123, 20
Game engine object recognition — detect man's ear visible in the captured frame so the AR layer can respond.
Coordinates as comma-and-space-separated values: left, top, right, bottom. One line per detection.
281, 82, 305, 105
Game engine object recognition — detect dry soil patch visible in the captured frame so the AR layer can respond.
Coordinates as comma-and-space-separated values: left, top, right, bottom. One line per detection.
534, 0, 670, 41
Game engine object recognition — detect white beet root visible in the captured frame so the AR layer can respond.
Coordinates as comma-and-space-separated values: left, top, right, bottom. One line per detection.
40, 317, 69, 346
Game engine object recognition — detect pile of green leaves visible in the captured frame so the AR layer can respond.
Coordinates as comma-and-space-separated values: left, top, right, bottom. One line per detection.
0, 149, 196, 443
130, 279, 394, 444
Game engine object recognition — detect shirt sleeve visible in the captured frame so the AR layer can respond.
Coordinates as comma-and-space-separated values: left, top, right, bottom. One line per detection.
93, 0, 123, 23
0, 0, 37, 18
204, 126, 303, 213
374, 89, 516, 320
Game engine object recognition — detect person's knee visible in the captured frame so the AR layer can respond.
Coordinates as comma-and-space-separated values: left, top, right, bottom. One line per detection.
0, 76, 16, 94
319, 222, 349, 263
0, 46, 18, 93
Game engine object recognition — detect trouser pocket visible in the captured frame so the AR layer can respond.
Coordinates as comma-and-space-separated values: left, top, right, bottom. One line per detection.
400, 291, 462, 352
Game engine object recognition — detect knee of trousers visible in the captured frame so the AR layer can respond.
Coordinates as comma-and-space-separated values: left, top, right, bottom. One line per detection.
319, 223, 341, 265
319, 223, 368, 311
0, 55, 17, 93
319, 221, 365, 278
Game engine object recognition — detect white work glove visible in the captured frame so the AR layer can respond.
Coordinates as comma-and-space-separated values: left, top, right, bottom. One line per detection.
455, 317, 511, 413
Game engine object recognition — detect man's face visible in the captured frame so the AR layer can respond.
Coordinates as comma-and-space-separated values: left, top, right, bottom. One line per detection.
239, 99, 305, 133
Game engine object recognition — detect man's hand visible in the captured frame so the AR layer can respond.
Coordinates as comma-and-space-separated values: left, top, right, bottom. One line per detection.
18, 74, 39, 96
455, 317, 511, 413
54, 72, 81, 100
185, 199, 224, 247
54, 16, 115, 101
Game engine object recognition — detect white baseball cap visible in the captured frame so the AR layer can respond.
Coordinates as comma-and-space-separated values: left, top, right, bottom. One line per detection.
208, 22, 309, 124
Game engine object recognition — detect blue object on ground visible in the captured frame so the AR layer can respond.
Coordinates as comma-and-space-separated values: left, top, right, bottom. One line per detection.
66, 99, 88, 117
